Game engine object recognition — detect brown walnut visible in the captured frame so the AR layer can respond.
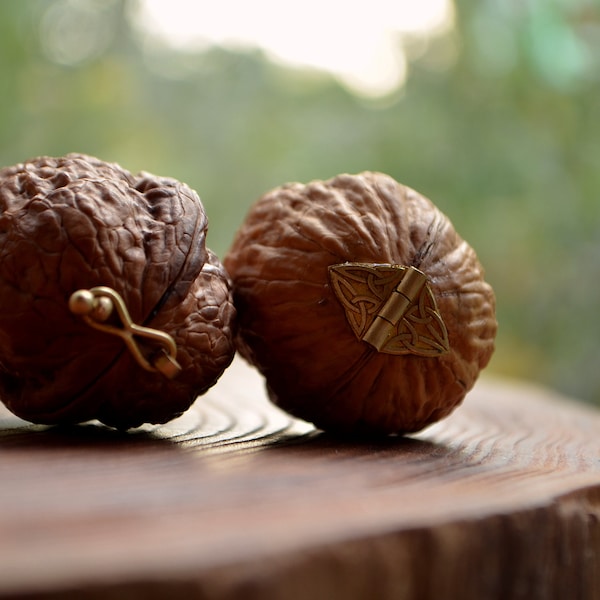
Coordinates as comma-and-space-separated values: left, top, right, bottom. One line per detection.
0, 153, 236, 429
224, 172, 497, 435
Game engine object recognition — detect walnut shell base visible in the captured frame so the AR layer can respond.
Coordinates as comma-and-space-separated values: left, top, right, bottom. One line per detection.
0, 154, 236, 429
224, 172, 497, 435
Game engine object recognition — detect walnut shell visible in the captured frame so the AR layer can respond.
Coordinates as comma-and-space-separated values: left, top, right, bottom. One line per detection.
0, 153, 236, 429
224, 172, 497, 435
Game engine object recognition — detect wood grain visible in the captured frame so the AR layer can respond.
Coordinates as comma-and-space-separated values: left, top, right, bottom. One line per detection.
1, 358, 600, 599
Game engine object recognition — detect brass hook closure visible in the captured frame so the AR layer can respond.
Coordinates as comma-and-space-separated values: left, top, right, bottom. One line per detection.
68, 286, 182, 379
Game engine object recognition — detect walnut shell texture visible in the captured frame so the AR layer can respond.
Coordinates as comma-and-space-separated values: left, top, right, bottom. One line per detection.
224, 172, 497, 435
0, 154, 236, 429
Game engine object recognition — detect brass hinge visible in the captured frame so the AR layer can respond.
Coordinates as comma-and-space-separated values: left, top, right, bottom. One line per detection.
328, 263, 450, 357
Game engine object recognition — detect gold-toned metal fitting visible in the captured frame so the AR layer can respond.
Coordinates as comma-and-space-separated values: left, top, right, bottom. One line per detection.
68, 286, 182, 379
328, 263, 450, 357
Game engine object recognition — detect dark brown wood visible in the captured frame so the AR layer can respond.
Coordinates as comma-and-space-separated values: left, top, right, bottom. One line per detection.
1, 358, 600, 599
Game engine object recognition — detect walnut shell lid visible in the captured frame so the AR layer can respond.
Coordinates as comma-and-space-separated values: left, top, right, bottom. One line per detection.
224, 172, 497, 435
0, 153, 236, 429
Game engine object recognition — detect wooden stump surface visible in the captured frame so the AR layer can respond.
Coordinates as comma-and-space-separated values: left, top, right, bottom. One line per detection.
1, 357, 600, 599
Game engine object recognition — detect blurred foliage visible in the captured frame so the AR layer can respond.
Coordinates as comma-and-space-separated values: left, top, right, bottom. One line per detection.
0, 0, 599, 403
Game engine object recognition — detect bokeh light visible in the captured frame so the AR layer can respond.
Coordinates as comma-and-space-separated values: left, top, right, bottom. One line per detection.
131, 0, 453, 97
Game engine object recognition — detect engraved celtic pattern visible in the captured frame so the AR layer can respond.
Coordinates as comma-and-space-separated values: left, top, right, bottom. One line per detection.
328, 263, 450, 357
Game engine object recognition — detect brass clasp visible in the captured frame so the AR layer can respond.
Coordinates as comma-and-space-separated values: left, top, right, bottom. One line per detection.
68, 286, 182, 379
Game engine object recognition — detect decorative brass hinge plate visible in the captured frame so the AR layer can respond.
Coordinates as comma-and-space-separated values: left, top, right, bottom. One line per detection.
328, 263, 450, 357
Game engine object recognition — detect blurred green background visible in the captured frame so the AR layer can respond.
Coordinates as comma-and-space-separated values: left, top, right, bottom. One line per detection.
1, 0, 599, 404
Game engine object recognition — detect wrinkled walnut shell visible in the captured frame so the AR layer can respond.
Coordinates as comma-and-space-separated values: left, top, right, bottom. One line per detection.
224, 172, 497, 435
0, 153, 236, 429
